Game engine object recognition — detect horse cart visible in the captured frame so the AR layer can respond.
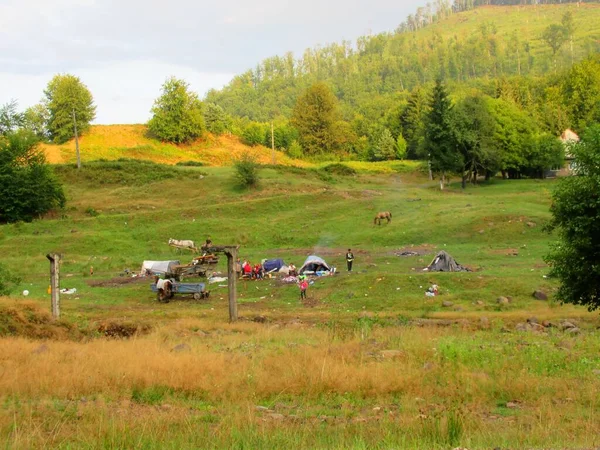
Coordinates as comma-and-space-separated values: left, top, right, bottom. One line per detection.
167, 254, 220, 281
151, 279, 210, 303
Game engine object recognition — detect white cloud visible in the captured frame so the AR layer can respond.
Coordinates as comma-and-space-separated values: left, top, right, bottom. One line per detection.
0, 0, 423, 123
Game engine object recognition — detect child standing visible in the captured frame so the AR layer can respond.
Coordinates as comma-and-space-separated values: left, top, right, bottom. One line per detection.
299, 276, 308, 300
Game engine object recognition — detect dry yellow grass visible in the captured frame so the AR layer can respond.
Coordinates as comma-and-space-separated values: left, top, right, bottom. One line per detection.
39, 125, 312, 167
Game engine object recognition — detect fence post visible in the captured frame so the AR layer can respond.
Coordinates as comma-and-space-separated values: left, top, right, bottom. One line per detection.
46, 253, 61, 319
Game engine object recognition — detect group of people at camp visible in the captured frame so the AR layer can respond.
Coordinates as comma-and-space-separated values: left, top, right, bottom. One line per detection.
234, 259, 299, 280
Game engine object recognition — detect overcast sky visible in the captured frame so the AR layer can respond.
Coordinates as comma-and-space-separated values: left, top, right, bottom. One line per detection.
0, 0, 424, 124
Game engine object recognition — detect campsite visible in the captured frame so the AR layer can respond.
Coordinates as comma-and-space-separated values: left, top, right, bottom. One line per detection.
2, 1, 600, 448
1, 161, 599, 449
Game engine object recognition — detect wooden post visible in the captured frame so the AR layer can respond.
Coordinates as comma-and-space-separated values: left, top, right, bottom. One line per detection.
46, 253, 61, 319
73, 109, 81, 170
226, 248, 238, 322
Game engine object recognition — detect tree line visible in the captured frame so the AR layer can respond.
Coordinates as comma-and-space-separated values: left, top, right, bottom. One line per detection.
205, 6, 599, 123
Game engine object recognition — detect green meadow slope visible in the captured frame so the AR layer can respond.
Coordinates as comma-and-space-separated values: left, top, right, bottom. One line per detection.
0, 163, 599, 448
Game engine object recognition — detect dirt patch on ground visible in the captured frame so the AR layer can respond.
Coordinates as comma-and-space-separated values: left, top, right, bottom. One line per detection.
96, 321, 153, 338
87, 276, 149, 288
390, 245, 436, 257
301, 296, 321, 308
489, 248, 520, 256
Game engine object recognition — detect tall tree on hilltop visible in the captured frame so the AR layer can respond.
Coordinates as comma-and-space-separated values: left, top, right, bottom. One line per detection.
422, 79, 460, 189
148, 77, 205, 144
563, 56, 600, 133
562, 11, 575, 64
400, 87, 428, 159
44, 74, 96, 144
543, 23, 567, 71
291, 82, 340, 155
0, 100, 23, 135
452, 94, 498, 187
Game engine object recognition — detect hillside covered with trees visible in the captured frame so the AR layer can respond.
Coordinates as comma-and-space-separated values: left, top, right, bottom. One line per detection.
207, 3, 600, 123
198, 3, 600, 179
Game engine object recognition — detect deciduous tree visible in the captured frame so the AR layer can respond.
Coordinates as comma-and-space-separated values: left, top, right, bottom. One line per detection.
44, 74, 96, 144
148, 77, 205, 144
546, 125, 600, 311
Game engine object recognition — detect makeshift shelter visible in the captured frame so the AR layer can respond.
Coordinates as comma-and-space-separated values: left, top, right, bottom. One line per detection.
263, 258, 286, 273
425, 251, 470, 272
299, 255, 332, 275
140, 260, 180, 276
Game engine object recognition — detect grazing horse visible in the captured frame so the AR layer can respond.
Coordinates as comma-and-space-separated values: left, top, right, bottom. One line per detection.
374, 211, 392, 225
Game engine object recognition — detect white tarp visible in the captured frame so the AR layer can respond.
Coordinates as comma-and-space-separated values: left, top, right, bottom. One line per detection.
140, 260, 180, 276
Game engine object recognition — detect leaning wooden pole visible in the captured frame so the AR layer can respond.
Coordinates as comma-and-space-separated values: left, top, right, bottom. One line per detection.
226, 248, 238, 322
46, 253, 61, 319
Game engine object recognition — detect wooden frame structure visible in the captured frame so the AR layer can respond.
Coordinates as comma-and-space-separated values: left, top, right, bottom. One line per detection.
205, 245, 240, 322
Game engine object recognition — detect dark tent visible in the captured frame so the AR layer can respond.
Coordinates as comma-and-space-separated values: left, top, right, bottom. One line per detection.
263, 258, 286, 273
426, 251, 470, 272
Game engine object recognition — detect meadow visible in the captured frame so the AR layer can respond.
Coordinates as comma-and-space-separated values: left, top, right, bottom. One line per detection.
1, 160, 599, 449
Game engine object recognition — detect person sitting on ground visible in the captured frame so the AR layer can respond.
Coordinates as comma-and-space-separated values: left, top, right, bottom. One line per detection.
254, 263, 264, 280
288, 263, 297, 277
243, 261, 252, 278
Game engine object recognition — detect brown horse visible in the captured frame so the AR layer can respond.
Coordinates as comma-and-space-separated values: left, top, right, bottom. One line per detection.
374, 211, 392, 225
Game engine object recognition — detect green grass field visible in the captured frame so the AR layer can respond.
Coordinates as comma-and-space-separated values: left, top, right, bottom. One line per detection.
1, 161, 599, 449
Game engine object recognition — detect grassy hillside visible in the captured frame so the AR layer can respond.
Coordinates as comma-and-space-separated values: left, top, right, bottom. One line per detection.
207, 3, 600, 121
0, 162, 599, 447
40, 124, 308, 167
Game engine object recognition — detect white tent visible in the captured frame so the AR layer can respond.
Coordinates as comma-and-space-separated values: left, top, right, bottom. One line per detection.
299, 255, 332, 275
140, 260, 180, 276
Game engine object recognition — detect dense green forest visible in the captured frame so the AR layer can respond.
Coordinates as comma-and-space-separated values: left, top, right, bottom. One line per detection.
201, 3, 600, 175
206, 4, 600, 123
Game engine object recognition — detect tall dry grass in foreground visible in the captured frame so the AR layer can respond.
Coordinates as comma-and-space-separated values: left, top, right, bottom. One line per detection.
1, 322, 599, 448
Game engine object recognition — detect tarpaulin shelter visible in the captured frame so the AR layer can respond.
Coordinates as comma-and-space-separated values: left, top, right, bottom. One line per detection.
263, 258, 286, 273
299, 255, 332, 275
140, 260, 180, 276
425, 251, 470, 272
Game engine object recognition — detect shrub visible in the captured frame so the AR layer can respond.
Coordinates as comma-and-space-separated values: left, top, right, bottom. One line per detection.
322, 163, 357, 176
287, 140, 303, 159
234, 153, 260, 187
242, 123, 266, 146
175, 160, 204, 167
0, 263, 21, 296
0, 130, 65, 223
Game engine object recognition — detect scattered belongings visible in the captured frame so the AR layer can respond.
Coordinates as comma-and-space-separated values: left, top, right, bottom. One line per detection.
60, 288, 77, 294
424, 251, 470, 272
208, 276, 228, 284
282, 276, 299, 284
298, 255, 336, 276
425, 284, 439, 297
140, 260, 180, 277
397, 251, 419, 257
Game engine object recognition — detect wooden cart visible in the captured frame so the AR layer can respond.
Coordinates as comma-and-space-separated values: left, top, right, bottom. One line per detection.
151, 280, 209, 303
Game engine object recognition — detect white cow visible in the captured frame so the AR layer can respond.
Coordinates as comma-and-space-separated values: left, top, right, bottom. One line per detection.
168, 238, 196, 250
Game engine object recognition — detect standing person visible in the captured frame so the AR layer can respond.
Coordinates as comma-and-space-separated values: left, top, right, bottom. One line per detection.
346, 249, 355, 272
234, 258, 242, 279
299, 276, 308, 300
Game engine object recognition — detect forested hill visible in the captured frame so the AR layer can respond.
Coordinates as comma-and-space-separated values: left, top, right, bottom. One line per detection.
206, 3, 600, 122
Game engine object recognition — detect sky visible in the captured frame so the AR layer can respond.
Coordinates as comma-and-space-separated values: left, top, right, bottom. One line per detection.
0, 0, 424, 124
